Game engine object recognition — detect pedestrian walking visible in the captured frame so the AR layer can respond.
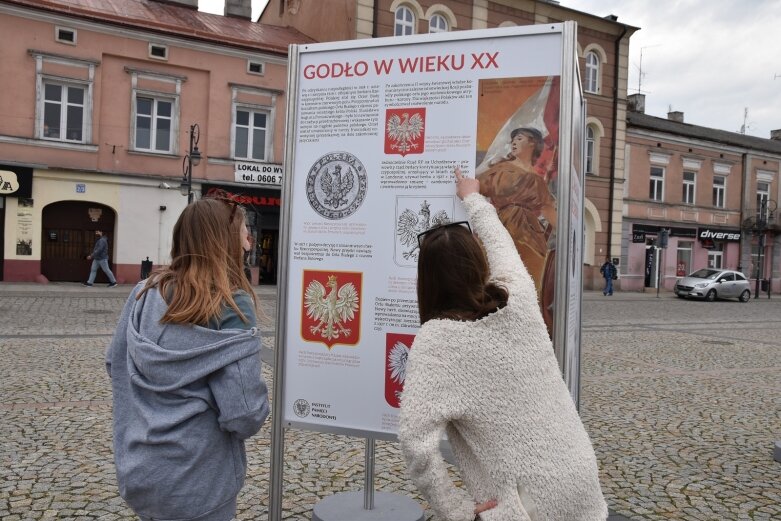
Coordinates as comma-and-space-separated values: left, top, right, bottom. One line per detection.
105, 197, 269, 521
398, 167, 607, 521
600, 256, 617, 296
83, 230, 117, 287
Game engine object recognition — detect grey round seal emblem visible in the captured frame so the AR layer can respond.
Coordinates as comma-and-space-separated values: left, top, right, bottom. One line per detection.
306, 152, 367, 220
293, 399, 310, 418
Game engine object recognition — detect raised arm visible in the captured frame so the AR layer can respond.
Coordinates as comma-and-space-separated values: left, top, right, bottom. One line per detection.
454, 168, 536, 298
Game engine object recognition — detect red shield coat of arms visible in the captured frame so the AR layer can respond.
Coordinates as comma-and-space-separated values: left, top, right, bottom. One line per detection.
301, 270, 362, 349
384, 333, 415, 408
384, 108, 426, 157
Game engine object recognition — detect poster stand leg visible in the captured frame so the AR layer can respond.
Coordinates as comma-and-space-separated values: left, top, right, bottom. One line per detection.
311, 437, 424, 521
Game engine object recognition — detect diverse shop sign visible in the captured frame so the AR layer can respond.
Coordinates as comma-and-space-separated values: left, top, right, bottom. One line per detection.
698, 228, 741, 242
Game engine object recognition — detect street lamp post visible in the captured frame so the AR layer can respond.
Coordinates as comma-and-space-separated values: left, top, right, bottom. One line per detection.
744, 198, 777, 299
180, 123, 201, 204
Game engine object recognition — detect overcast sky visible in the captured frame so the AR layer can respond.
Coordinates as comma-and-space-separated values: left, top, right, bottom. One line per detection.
200, 0, 780, 139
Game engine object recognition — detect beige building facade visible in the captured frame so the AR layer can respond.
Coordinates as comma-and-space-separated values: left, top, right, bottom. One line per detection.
260, 0, 637, 289
623, 94, 781, 294
0, 0, 311, 283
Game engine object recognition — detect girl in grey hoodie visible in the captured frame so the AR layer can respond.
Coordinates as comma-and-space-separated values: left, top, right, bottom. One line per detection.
107, 197, 269, 521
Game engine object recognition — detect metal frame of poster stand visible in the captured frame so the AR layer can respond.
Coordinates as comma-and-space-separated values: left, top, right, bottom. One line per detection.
270, 22, 583, 521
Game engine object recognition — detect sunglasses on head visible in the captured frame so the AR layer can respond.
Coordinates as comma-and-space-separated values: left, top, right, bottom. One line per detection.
204, 189, 241, 224
417, 220, 472, 247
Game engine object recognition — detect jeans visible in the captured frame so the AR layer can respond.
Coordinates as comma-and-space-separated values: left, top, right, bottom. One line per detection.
88, 258, 117, 284
603, 276, 613, 295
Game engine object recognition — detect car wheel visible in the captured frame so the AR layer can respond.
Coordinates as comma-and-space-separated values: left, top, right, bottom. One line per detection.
739, 289, 750, 302
705, 289, 717, 302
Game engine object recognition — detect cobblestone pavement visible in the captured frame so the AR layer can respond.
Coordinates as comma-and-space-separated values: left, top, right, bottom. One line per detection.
1, 283, 779, 520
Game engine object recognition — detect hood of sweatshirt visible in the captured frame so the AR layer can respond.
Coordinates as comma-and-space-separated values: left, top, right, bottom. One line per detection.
125, 286, 260, 392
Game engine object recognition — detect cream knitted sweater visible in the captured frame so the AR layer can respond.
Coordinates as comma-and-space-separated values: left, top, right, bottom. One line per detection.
399, 193, 607, 521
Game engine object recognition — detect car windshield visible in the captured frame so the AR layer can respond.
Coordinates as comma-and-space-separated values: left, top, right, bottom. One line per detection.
689, 269, 720, 280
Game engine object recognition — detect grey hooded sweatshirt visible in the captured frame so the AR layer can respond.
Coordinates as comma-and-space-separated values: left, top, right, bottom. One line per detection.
106, 282, 269, 521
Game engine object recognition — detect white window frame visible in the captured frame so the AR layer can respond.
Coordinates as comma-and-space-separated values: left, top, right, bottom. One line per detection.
682, 170, 696, 204
585, 51, 600, 93
395, 6, 415, 36
676, 240, 693, 276
757, 181, 770, 220
585, 125, 595, 175
55, 26, 77, 45
713, 175, 726, 208
650, 166, 664, 201
708, 243, 723, 269
233, 106, 271, 161
134, 95, 175, 153
41, 81, 88, 143
429, 13, 448, 33
230, 84, 278, 163
127, 68, 182, 155
32, 52, 96, 144
148, 43, 168, 61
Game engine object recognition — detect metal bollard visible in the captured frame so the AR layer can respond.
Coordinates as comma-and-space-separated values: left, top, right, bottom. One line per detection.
141, 257, 153, 279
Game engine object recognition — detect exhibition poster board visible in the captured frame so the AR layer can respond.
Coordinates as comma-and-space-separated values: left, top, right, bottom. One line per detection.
274, 23, 583, 441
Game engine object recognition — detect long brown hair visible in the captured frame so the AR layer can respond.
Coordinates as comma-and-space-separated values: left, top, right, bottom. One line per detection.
417, 224, 508, 324
139, 197, 256, 325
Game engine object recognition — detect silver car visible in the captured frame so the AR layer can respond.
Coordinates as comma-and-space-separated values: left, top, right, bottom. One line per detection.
674, 268, 751, 302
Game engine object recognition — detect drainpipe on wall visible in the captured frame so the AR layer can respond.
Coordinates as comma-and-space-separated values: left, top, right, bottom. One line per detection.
607, 24, 628, 259
739, 152, 749, 274
372, 0, 379, 38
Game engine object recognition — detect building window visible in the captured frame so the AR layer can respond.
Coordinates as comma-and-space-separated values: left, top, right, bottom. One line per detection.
395, 6, 415, 36
712, 176, 725, 208
708, 243, 723, 269
682, 171, 696, 204
234, 108, 269, 161
42, 82, 85, 142
649, 166, 664, 201
676, 240, 693, 276
55, 27, 77, 45
429, 13, 448, 33
247, 61, 264, 75
757, 181, 770, 220
135, 96, 173, 152
585, 51, 600, 93
585, 125, 596, 174
149, 43, 168, 60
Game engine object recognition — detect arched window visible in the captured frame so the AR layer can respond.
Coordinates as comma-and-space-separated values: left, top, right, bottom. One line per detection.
395, 6, 415, 36
586, 125, 596, 174
585, 51, 600, 93
429, 13, 448, 33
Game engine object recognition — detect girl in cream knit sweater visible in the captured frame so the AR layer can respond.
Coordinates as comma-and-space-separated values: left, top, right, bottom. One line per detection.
399, 169, 607, 521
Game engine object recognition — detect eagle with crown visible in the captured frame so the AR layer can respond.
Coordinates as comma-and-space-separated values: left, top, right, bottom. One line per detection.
304, 274, 359, 342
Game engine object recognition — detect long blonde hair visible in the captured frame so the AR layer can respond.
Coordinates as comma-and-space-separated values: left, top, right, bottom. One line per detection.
139, 197, 257, 326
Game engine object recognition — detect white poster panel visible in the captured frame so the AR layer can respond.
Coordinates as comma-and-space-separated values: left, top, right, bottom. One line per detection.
281, 25, 575, 438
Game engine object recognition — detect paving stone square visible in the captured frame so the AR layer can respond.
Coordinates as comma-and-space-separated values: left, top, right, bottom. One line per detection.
1, 283, 779, 520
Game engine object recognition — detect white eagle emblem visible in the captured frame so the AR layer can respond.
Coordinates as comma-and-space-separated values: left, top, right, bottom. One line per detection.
304, 274, 359, 341
397, 200, 450, 260
320, 164, 354, 209
386, 112, 424, 155
387, 340, 411, 402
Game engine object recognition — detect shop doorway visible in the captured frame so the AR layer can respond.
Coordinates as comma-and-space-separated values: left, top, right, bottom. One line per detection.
644, 243, 657, 288
258, 230, 278, 284
41, 201, 116, 282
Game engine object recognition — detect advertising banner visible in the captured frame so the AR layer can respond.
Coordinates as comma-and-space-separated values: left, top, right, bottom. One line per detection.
277, 24, 582, 439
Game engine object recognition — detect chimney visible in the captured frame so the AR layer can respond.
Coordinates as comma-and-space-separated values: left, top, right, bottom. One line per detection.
154, 0, 198, 9
628, 93, 645, 113
225, 0, 251, 19
667, 111, 684, 123
771, 129, 781, 141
